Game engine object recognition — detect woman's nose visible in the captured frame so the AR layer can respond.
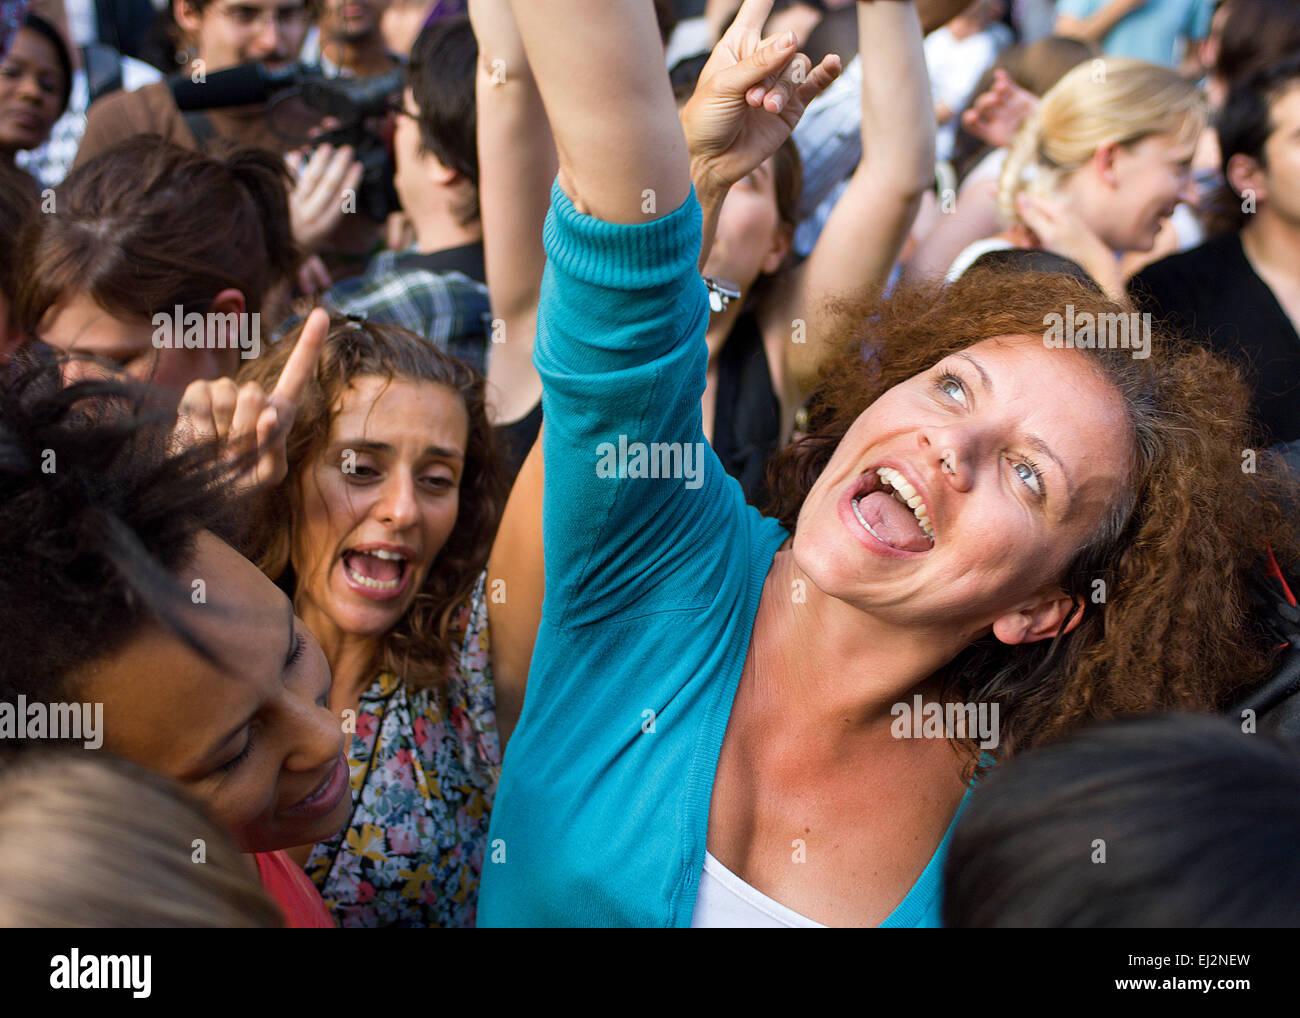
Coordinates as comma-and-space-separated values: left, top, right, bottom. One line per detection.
375, 473, 419, 529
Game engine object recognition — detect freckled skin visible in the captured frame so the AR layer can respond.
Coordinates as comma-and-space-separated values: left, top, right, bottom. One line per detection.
792, 334, 1132, 642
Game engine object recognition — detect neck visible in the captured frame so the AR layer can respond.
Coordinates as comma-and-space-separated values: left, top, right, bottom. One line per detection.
410, 202, 482, 255
753, 548, 982, 739
321, 33, 392, 77
297, 600, 380, 707
1241, 210, 1300, 284
948, 18, 982, 40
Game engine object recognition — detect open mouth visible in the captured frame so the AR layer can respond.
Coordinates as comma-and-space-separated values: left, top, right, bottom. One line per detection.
341, 547, 410, 593
850, 466, 935, 552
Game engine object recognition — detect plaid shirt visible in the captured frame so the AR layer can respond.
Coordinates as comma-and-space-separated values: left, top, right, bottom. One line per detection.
292, 247, 492, 373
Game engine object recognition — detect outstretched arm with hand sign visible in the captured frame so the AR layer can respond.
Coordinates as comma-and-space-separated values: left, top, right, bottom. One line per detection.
173, 307, 330, 493
684, 0, 843, 265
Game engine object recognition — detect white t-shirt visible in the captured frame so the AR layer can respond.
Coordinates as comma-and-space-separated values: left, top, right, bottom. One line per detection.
945, 236, 1016, 284
690, 852, 826, 928
924, 24, 1012, 162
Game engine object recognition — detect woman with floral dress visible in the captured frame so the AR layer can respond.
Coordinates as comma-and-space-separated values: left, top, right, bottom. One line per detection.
184, 315, 507, 926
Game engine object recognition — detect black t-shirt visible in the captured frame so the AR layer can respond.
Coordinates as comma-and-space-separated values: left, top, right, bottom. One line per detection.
1130, 232, 1300, 446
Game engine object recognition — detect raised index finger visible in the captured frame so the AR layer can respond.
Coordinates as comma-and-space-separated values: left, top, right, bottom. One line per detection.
271, 307, 330, 406
731, 0, 776, 34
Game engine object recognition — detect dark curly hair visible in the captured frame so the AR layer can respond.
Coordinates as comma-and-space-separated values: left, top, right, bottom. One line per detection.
0, 354, 247, 730
237, 317, 506, 693
766, 268, 1299, 772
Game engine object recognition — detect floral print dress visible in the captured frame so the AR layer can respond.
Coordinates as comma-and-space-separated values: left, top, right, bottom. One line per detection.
304, 572, 501, 927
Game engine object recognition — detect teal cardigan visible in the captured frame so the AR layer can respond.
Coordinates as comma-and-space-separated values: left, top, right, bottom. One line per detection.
477, 183, 968, 927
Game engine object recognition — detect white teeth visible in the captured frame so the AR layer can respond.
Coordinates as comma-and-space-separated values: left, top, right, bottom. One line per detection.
875, 466, 935, 543
349, 572, 399, 590
343, 550, 406, 591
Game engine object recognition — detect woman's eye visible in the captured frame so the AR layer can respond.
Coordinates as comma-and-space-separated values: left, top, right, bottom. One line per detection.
346, 464, 379, 479
218, 731, 255, 773
1013, 459, 1044, 497
936, 373, 967, 406
421, 473, 454, 490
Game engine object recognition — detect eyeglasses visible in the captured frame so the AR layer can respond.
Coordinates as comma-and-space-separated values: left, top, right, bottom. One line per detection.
213, 3, 311, 30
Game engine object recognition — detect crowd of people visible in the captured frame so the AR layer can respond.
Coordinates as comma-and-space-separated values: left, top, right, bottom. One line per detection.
1, 0, 1299, 928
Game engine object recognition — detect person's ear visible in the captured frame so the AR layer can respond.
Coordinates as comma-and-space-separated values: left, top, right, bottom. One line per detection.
1226, 152, 1268, 208
208, 288, 247, 346
210, 288, 246, 317
760, 223, 793, 275
418, 146, 458, 187
991, 591, 1085, 646
1091, 140, 1122, 189
174, 0, 203, 39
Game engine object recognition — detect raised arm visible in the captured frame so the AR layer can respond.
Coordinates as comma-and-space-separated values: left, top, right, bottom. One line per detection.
1056, 0, 1149, 46
770, 0, 933, 395
472, 0, 555, 426
507, 0, 690, 222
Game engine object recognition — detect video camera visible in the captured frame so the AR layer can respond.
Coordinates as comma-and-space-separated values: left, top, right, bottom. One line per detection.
169, 62, 403, 222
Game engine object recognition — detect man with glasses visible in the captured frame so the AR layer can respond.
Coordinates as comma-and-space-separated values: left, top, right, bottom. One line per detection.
74, 0, 324, 162
74, 0, 375, 294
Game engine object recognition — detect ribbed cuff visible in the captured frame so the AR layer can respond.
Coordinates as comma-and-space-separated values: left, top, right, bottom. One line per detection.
542, 179, 703, 291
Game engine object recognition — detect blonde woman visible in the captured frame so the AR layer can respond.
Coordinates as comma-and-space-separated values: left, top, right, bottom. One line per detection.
946, 57, 1205, 298
0, 755, 282, 927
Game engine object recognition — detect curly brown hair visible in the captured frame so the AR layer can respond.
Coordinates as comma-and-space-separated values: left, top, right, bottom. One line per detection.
767, 268, 1299, 767
237, 316, 506, 693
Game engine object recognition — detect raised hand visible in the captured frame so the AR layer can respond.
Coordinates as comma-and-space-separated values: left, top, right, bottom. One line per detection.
173, 307, 330, 491
682, 0, 841, 201
961, 69, 1038, 150
286, 144, 365, 255
1015, 192, 1125, 300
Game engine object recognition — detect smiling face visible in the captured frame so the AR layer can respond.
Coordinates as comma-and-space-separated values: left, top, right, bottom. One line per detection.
291, 374, 468, 646
0, 27, 65, 154
1079, 129, 1200, 253
72, 531, 350, 853
792, 335, 1133, 646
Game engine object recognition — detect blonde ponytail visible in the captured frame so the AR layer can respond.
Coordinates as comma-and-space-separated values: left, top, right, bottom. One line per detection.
998, 58, 1206, 226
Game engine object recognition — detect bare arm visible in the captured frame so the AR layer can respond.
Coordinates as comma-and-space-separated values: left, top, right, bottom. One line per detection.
506, 0, 690, 223
915, 0, 978, 32
486, 426, 545, 750
1056, 0, 1148, 45
772, 0, 933, 396
472, 0, 554, 426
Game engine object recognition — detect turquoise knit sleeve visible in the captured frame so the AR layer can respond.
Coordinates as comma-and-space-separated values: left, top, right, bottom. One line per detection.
534, 181, 751, 629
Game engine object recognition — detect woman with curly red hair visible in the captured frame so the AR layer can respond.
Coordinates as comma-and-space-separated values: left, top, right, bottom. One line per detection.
473, 0, 1297, 928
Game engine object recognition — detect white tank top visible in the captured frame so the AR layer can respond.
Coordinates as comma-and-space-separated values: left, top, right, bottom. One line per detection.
690, 852, 826, 928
